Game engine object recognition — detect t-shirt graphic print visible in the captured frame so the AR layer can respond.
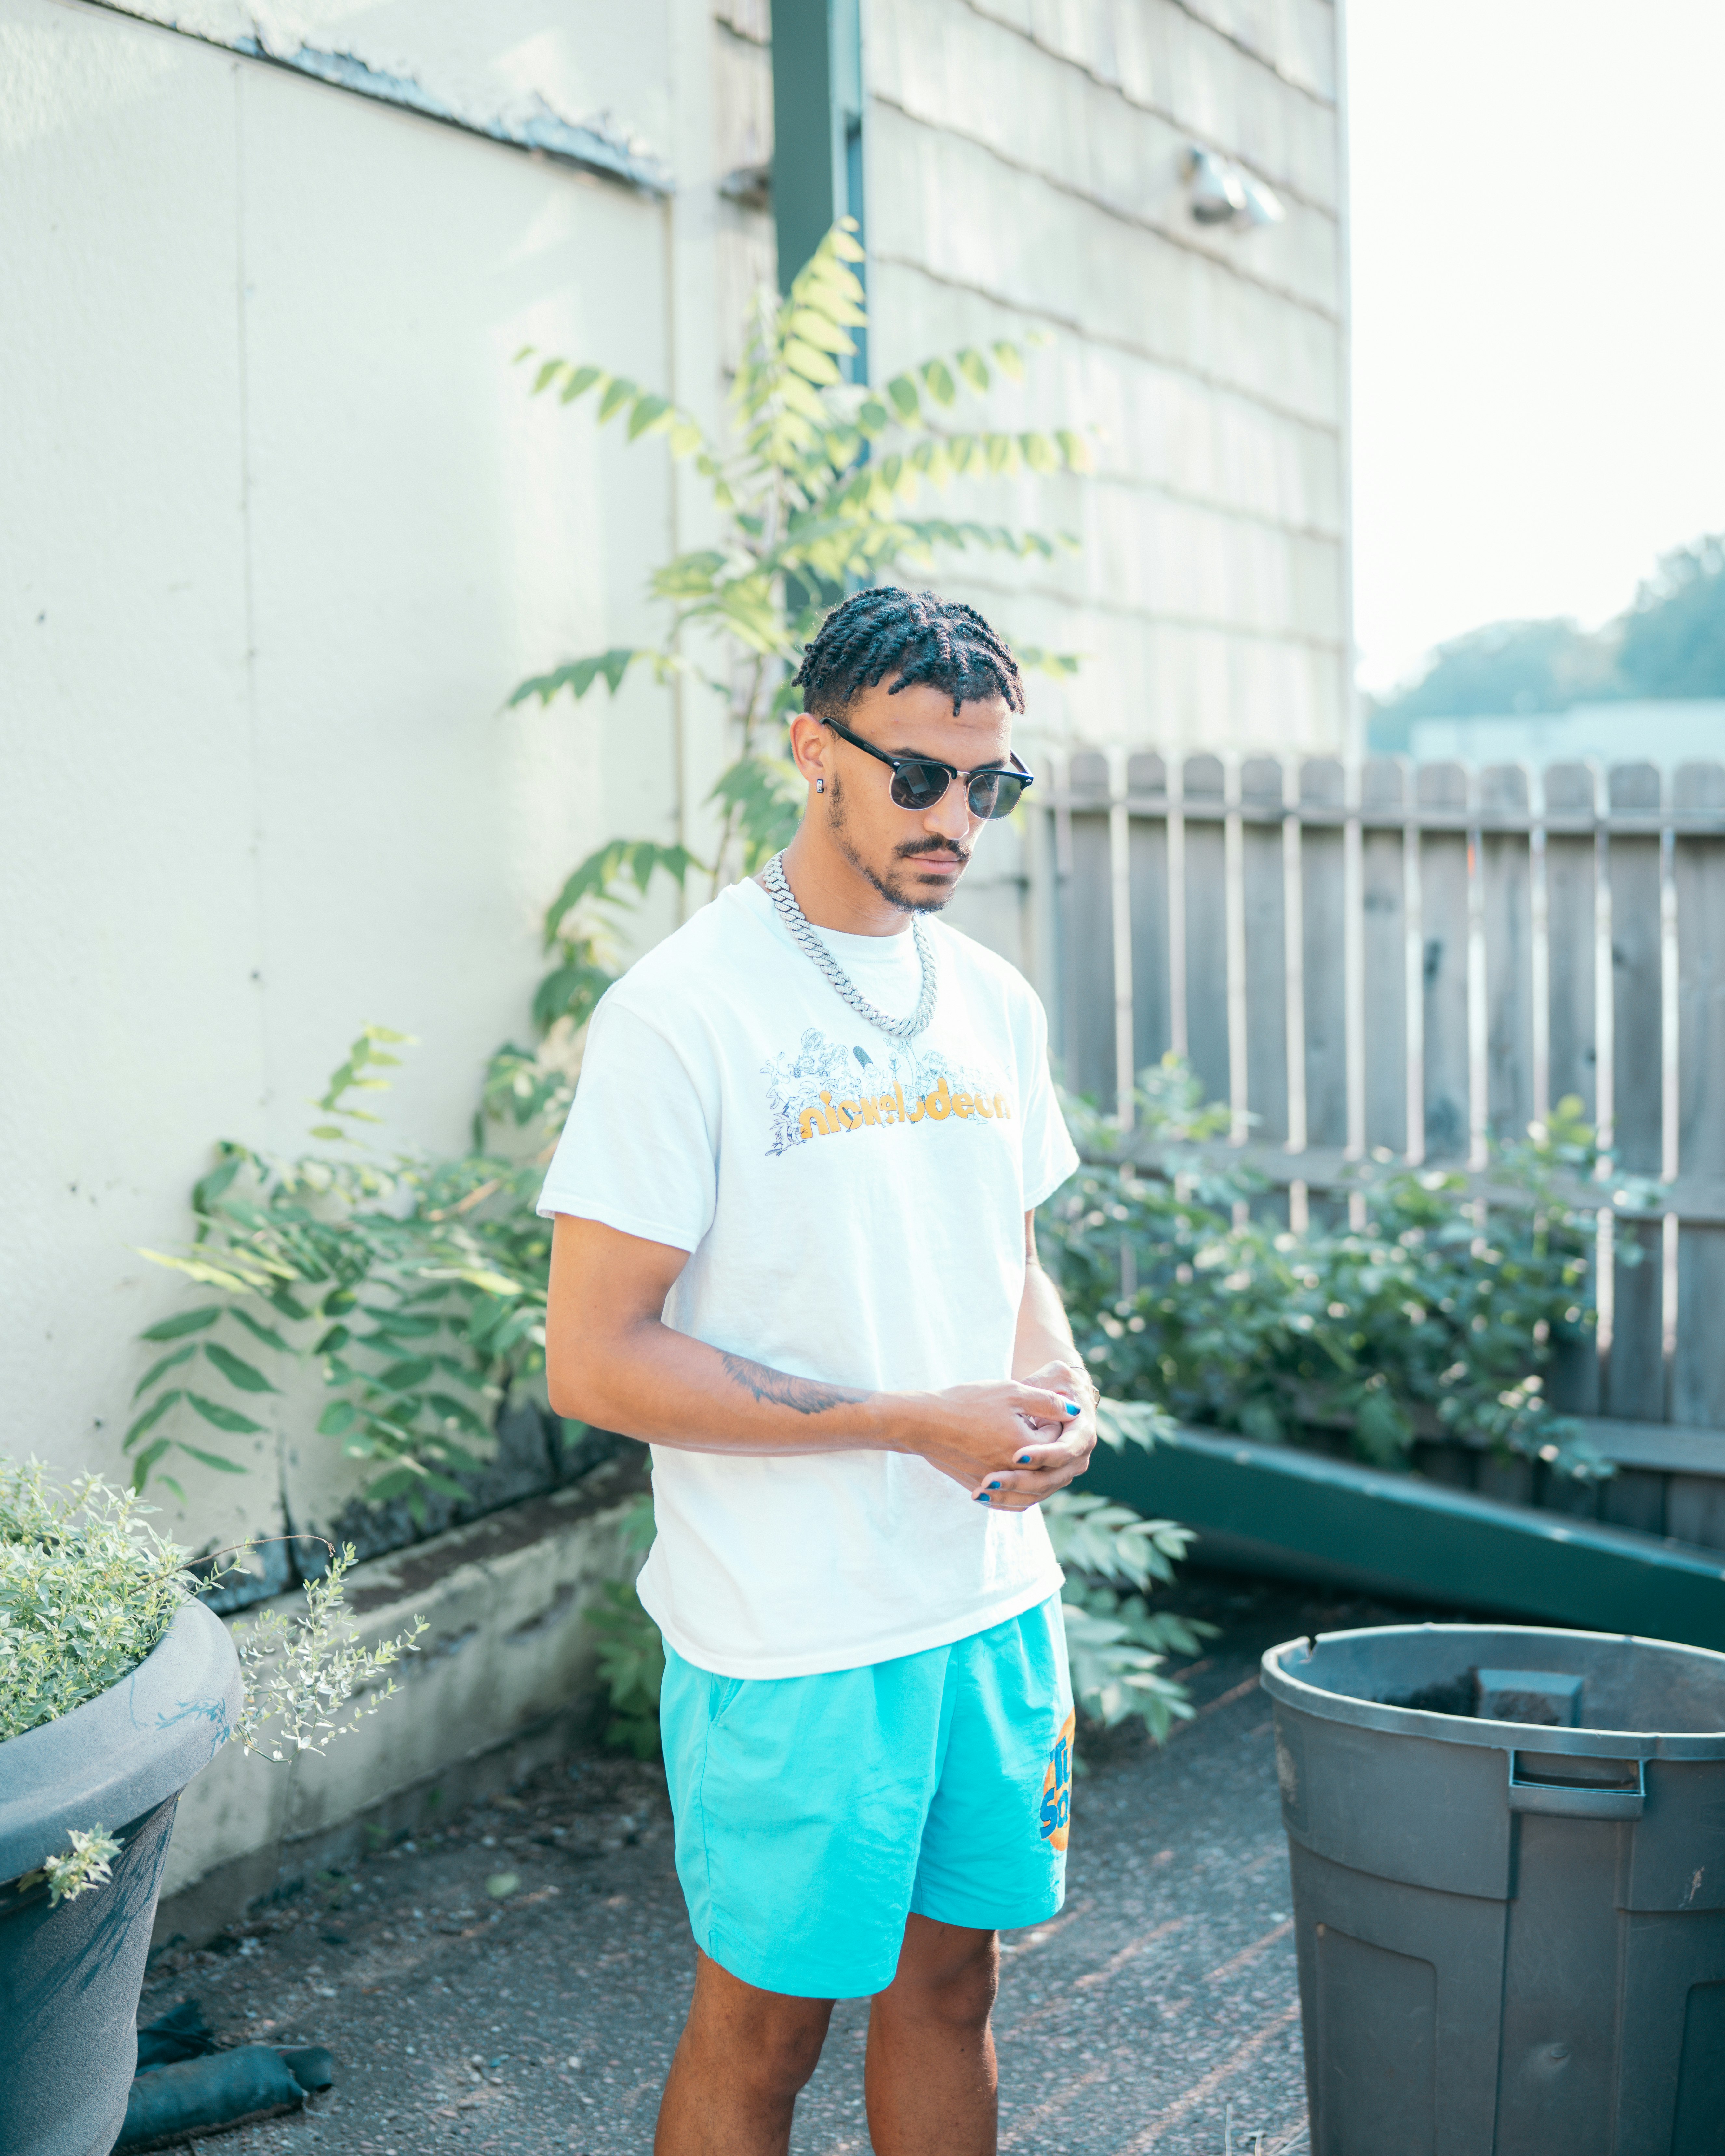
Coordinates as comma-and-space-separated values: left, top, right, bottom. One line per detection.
538, 876, 1080, 1681
762, 1027, 1015, 1157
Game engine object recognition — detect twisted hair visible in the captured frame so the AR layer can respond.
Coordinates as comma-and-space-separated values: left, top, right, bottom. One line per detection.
793, 587, 1025, 719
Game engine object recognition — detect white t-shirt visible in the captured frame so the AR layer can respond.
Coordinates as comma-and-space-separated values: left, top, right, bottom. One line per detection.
536, 877, 1080, 1679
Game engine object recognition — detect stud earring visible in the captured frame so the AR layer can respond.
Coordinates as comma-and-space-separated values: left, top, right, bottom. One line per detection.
816, 778, 825, 793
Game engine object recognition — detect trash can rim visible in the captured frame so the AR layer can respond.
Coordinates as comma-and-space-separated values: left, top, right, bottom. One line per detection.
1260, 1621, 1725, 1759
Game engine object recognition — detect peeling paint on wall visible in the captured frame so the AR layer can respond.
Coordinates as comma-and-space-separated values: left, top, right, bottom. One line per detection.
90, 1, 674, 191
235, 32, 672, 189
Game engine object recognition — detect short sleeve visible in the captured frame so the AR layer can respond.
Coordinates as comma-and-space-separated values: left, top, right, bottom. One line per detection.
1017, 992, 1080, 1211
536, 996, 718, 1253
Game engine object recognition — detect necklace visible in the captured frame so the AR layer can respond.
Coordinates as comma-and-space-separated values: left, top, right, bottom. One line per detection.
761, 851, 938, 1042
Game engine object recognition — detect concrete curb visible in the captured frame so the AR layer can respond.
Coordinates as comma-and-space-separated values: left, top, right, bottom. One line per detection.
154, 1454, 649, 1948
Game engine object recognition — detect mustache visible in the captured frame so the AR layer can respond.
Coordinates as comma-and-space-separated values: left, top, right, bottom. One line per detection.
895, 838, 971, 865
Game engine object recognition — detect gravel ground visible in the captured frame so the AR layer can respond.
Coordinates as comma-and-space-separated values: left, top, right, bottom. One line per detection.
139, 1576, 1431, 2155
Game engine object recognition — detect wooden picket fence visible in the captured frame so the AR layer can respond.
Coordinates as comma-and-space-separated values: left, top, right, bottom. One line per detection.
1030, 750, 1725, 1537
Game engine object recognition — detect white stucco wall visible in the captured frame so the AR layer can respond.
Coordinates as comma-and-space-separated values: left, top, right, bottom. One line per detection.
1, 0, 722, 1552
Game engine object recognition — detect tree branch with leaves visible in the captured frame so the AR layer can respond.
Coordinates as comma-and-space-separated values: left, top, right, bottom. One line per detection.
510, 218, 1090, 1036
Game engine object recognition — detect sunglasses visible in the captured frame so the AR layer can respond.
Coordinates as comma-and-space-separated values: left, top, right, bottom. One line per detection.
821, 716, 1035, 821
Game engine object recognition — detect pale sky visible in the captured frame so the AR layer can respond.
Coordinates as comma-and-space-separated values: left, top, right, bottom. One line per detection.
1346, 0, 1725, 696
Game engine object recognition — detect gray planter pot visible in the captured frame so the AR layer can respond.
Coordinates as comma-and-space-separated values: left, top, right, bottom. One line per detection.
0, 1599, 242, 2156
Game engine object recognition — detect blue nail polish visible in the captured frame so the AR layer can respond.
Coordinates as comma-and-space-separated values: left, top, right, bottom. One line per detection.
1064, 1401, 1080, 1416
988, 1480, 1002, 1490
1016, 1453, 1032, 1466
975, 1492, 991, 1504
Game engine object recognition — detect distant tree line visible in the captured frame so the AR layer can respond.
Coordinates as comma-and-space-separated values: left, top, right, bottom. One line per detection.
1370, 534, 1725, 749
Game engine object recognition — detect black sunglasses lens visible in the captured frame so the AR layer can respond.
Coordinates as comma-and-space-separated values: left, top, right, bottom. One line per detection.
968, 771, 1028, 820
889, 763, 953, 810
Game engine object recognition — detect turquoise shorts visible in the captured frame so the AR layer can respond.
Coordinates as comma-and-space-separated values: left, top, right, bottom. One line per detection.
659, 1596, 1073, 1999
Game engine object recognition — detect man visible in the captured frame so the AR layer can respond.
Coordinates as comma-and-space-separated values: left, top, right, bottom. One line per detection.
541, 585, 1098, 2156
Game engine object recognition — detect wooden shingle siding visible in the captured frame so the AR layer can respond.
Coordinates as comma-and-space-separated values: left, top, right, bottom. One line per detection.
861, 0, 1350, 778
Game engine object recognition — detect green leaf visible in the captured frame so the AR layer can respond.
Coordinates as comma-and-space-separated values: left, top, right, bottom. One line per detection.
1355, 1387, 1414, 1464
140, 1306, 223, 1343
596, 376, 638, 424
229, 1308, 294, 1353
204, 1341, 278, 1394
1023, 432, 1059, 474
956, 347, 991, 391
124, 1391, 183, 1451
176, 1443, 249, 1475
451, 1268, 526, 1298
307, 1125, 347, 1142
374, 1356, 436, 1393
992, 340, 1025, 381
363, 1310, 442, 1338
541, 845, 623, 936
186, 1392, 267, 1435
652, 549, 726, 600
787, 308, 856, 357
427, 1392, 490, 1437
776, 372, 830, 425
133, 1344, 196, 1401
318, 1400, 360, 1437
533, 958, 616, 1034
129, 1437, 171, 1490
192, 1157, 243, 1212
920, 358, 957, 406
627, 393, 671, 440
886, 375, 921, 423
560, 364, 604, 404
532, 358, 564, 395
508, 648, 647, 708
784, 338, 842, 386
1056, 428, 1094, 473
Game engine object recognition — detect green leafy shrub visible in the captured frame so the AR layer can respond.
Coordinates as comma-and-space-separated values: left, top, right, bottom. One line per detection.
1043, 1061, 1616, 1480
128, 1027, 560, 1508
586, 1495, 664, 1759
509, 218, 1090, 1026
1, 1459, 423, 1904
0, 1461, 189, 1738
1044, 1441, 1216, 1742
587, 1582, 665, 1760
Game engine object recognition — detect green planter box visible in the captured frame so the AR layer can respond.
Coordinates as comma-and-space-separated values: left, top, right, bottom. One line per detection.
1085, 1424, 1725, 1652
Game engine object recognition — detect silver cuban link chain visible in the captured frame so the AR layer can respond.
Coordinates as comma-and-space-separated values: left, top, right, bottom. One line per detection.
761, 850, 938, 1042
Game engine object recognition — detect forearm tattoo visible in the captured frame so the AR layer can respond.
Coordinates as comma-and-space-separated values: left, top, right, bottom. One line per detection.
719, 1352, 867, 1417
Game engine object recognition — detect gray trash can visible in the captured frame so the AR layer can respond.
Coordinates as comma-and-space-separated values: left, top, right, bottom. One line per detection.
1261, 1624, 1725, 2156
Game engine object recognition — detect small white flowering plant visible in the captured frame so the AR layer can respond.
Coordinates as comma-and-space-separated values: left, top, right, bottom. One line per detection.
1, 1458, 424, 1905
